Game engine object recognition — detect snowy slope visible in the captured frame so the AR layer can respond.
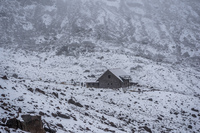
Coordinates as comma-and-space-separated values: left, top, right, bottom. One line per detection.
0, 48, 200, 132
0, 0, 200, 67
0, 0, 200, 132
0, 48, 199, 96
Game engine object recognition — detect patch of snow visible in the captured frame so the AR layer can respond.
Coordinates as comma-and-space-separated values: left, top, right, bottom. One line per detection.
35, 36, 45, 44
44, 5, 56, 12
24, 5, 36, 10
42, 14, 52, 26
22, 22, 33, 30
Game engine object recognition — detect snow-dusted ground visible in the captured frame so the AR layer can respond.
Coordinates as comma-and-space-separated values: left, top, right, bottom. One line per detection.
0, 48, 200, 132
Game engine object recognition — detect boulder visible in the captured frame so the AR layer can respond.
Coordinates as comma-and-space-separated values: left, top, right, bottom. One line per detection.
1, 75, 8, 80
57, 112, 70, 119
6, 115, 45, 133
12, 74, 18, 78
21, 115, 45, 133
6, 118, 23, 129
51, 112, 70, 119
52, 92, 58, 98
56, 123, 63, 128
35, 88, 45, 95
28, 88, 34, 93
143, 126, 152, 133
44, 127, 56, 133
68, 98, 83, 107
191, 108, 199, 112
188, 125, 192, 129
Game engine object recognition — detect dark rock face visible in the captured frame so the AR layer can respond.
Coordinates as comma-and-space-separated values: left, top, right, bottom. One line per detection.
35, 88, 45, 95
139, 126, 152, 133
1, 75, 8, 80
21, 115, 45, 133
148, 98, 153, 101
191, 108, 199, 112
109, 122, 117, 128
6, 118, 23, 130
39, 111, 45, 116
12, 74, 18, 78
6, 115, 45, 133
143, 126, 152, 133
56, 123, 63, 128
188, 125, 192, 129
68, 98, 83, 107
28, 88, 34, 93
44, 127, 56, 133
1, 94, 6, 97
51, 111, 70, 119
57, 112, 70, 119
52, 92, 58, 98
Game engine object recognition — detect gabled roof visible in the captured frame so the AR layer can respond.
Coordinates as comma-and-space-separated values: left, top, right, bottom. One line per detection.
97, 68, 131, 82
109, 68, 130, 82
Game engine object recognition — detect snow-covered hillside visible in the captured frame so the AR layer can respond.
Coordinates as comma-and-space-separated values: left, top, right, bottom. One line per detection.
0, 48, 200, 132
0, 0, 200, 66
0, 48, 200, 96
0, 0, 200, 132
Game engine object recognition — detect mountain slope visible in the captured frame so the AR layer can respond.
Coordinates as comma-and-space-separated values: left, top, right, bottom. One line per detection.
0, 48, 200, 132
0, 0, 200, 66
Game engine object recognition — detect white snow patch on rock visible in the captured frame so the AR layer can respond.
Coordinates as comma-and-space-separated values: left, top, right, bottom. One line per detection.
42, 14, 52, 26
22, 22, 33, 30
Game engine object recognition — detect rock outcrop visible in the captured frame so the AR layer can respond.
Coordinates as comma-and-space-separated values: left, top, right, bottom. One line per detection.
1, 75, 8, 80
5, 115, 45, 133
21, 115, 45, 133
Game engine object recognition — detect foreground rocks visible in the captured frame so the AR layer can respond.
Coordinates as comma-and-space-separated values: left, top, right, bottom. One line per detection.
1, 75, 8, 80
6, 118, 23, 130
68, 98, 83, 107
5, 115, 45, 133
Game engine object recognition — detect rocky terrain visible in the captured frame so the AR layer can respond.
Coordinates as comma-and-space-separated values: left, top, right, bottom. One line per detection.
0, 0, 200, 67
0, 0, 200, 132
0, 48, 200, 132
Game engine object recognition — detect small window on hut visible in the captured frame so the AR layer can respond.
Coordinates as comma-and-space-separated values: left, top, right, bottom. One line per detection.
108, 75, 111, 78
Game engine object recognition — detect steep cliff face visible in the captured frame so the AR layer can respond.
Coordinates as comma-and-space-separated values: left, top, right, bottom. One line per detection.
0, 0, 200, 66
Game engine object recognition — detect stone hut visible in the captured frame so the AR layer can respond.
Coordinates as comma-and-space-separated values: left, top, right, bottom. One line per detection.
86, 68, 132, 89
